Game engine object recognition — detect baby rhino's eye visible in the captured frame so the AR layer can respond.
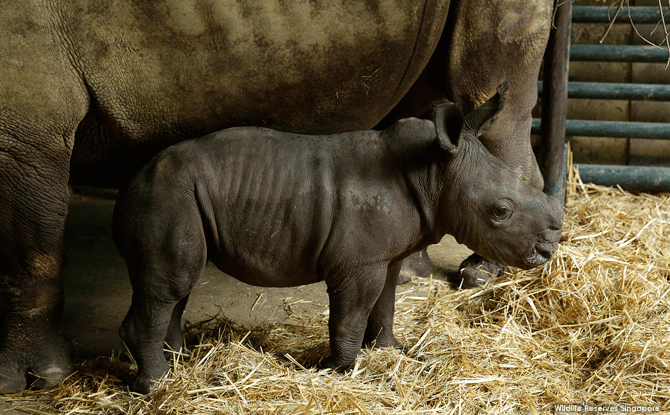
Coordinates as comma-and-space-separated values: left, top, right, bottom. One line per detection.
494, 206, 509, 219
491, 199, 514, 222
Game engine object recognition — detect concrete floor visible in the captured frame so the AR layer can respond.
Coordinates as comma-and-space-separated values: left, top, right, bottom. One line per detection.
1, 192, 472, 414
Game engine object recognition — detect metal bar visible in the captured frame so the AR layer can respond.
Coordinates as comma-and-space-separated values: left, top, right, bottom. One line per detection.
537, 81, 670, 101
532, 119, 670, 139
572, 6, 669, 24
539, 0, 571, 199
558, 144, 568, 206
571, 44, 669, 62
576, 164, 670, 192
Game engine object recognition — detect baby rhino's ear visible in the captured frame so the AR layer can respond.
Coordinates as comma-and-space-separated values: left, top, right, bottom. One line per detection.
464, 82, 509, 138
432, 99, 464, 154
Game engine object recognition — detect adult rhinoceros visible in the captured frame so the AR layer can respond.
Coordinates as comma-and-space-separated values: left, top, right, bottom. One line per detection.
0, 0, 552, 393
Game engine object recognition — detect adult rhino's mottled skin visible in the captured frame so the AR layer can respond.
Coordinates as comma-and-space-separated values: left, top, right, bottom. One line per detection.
0, 0, 553, 393
114, 89, 563, 393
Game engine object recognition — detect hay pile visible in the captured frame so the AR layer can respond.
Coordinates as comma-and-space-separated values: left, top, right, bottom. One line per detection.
16, 167, 670, 414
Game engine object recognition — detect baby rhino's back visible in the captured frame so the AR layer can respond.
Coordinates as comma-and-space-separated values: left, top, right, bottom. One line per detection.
115, 126, 384, 288
193, 127, 344, 286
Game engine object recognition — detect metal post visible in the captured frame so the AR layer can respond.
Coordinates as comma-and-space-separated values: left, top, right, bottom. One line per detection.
539, 0, 572, 204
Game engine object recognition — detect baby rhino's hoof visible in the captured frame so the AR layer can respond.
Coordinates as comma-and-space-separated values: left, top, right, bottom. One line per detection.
130, 364, 170, 394
131, 376, 155, 395
319, 356, 354, 373
131, 370, 170, 395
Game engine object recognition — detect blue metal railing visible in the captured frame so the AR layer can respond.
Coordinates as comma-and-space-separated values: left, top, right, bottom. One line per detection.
532, 119, 670, 140
538, 81, 670, 101
576, 164, 670, 192
536, 5, 670, 192
571, 6, 669, 24
570, 44, 669, 63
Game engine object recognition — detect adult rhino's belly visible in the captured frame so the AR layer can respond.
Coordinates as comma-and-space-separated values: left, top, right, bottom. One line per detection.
67, 1, 447, 186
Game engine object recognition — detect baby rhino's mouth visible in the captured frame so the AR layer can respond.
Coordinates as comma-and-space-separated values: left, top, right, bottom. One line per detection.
522, 243, 556, 269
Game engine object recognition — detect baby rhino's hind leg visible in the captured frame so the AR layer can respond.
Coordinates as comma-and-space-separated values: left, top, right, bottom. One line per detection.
364, 261, 401, 350
118, 243, 206, 393
164, 295, 191, 358
115, 191, 207, 393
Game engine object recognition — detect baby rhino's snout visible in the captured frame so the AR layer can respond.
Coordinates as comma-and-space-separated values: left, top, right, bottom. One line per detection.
523, 194, 563, 268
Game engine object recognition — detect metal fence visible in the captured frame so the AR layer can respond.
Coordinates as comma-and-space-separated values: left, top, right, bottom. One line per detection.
535, 4, 670, 198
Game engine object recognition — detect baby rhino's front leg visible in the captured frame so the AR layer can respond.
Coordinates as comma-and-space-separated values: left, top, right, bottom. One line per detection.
322, 263, 397, 370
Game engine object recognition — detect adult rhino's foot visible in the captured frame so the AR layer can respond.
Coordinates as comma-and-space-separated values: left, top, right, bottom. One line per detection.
398, 248, 434, 284
0, 365, 25, 395
0, 328, 73, 394
454, 253, 511, 289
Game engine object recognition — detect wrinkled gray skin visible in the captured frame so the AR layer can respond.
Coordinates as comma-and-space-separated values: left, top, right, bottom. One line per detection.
114, 88, 563, 393
0, 0, 553, 393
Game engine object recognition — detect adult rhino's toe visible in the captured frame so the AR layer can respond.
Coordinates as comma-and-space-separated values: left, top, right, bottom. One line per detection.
0, 348, 28, 394
457, 267, 495, 289
27, 331, 74, 391
453, 253, 510, 289
398, 248, 436, 284
0, 326, 74, 394
31, 365, 72, 390
0, 370, 27, 395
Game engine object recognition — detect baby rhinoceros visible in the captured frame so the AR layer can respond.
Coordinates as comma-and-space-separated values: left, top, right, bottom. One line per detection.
113, 84, 563, 393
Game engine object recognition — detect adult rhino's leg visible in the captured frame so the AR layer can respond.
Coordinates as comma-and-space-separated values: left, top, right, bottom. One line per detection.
439, 0, 553, 287
0, 4, 89, 392
0, 126, 80, 393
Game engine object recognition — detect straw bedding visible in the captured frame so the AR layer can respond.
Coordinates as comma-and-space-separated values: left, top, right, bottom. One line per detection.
9, 165, 670, 414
